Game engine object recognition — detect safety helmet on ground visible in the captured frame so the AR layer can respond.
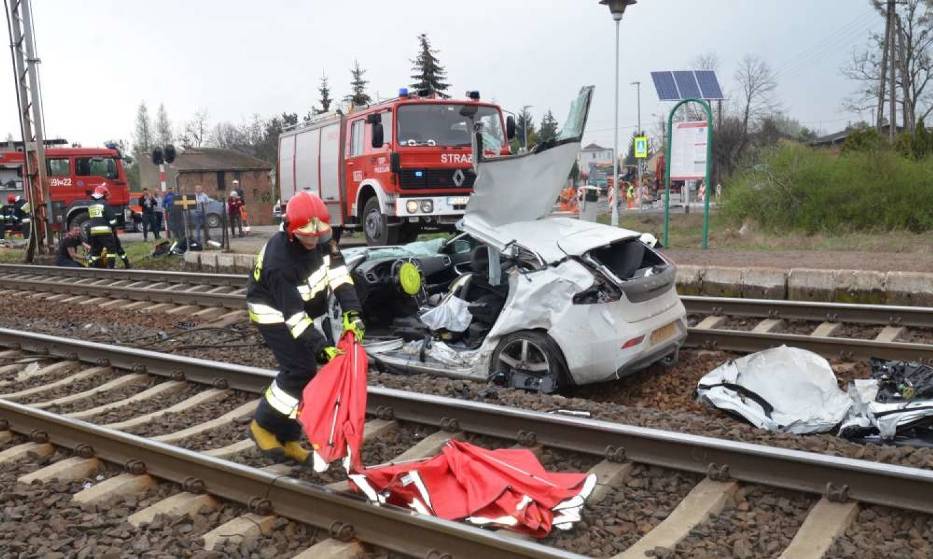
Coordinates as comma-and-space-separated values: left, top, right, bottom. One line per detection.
285, 191, 330, 238
92, 184, 110, 200
6, 194, 14, 204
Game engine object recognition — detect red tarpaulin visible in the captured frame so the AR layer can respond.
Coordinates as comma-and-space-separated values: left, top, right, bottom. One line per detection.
298, 332, 368, 473
348, 439, 596, 538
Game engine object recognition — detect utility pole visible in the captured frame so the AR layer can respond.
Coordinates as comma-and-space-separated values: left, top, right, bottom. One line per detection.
631, 81, 642, 194
888, 0, 897, 142
5, 0, 51, 260
876, 1, 890, 133
521, 105, 532, 152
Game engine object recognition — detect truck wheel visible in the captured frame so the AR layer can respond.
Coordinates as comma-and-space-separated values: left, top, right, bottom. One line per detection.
363, 197, 397, 246
69, 212, 90, 241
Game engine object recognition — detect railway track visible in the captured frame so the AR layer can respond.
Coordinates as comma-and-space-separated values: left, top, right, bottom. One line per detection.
1, 328, 933, 557
0, 264, 929, 362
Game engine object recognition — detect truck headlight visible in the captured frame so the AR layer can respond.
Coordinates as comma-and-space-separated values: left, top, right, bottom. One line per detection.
420, 200, 434, 213
406, 200, 418, 214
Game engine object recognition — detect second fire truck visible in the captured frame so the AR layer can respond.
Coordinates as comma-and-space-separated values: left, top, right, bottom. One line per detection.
278, 90, 515, 245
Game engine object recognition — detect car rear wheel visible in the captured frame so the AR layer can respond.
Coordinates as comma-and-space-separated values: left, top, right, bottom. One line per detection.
206, 213, 222, 229
490, 330, 569, 393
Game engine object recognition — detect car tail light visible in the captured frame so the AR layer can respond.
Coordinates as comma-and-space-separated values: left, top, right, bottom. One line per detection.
621, 336, 644, 349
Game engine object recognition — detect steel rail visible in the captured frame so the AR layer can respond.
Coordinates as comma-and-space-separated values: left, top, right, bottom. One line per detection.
686, 327, 933, 362
2, 327, 933, 515
682, 295, 933, 329
0, 276, 243, 309
0, 400, 581, 559
0, 263, 244, 286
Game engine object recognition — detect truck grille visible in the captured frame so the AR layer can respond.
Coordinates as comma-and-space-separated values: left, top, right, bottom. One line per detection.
398, 168, 476, 190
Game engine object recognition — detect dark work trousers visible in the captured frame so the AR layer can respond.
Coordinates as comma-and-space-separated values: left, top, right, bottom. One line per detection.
89, 234, 118, 268
254, 323, 319, 442
142, 212, 159, 240
55, 257, 82, 267
229, 212, 243, 237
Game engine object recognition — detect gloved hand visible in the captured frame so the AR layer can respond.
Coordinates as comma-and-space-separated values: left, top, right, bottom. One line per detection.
318, 346, 344, 364
342, 310, 365, 342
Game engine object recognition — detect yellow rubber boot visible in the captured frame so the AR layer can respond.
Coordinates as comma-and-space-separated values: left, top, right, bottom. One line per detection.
248, 420, 310, 464
281, 441, 311, 464
248, 420, 287, 462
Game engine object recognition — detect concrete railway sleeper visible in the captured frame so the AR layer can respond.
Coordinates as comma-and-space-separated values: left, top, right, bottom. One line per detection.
1, 332, 933, 556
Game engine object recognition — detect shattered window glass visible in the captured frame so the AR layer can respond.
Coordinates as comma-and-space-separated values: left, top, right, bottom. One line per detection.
558, 86, 594, 142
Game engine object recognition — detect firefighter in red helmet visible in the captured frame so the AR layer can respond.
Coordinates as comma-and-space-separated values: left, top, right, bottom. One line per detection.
87, 183, 130, 268
246, 191, 364, 463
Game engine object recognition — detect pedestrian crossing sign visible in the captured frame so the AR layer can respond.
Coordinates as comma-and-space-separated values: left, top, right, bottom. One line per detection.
634, 136, 648, 159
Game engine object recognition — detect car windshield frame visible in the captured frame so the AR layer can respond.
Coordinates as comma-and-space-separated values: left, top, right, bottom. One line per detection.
396, 104, 505, 151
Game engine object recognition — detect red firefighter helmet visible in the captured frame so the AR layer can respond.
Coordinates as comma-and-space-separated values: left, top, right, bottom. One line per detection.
285, 191, 331, 238
92, 184, 110, 199
6, 194, 14, 204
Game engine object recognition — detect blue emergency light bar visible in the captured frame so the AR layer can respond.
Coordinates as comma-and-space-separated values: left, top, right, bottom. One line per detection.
399, 88, 409, 97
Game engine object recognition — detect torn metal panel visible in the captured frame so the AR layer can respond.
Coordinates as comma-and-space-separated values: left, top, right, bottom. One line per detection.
697, 346, 852, 434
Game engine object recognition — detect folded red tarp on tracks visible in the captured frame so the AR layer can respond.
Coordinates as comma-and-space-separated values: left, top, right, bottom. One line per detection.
348, 439, 597, 538
298, 332, 367, 473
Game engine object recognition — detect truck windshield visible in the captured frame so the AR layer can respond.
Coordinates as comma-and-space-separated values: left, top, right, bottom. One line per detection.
397, 104, 504, 152
75, 157, 118, 179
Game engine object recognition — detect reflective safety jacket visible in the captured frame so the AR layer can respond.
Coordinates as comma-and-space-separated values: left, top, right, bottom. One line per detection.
87, 199, 118, 236
246, 231, 361, 354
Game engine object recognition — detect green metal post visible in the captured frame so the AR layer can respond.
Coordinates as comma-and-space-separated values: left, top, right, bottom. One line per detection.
663, 98, 714, 249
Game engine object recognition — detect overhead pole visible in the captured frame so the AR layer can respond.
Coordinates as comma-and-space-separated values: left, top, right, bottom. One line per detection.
876, 1, 890, 134
4, 0, 50, 260
888, 0, 897, 142
632, 80, 642, 196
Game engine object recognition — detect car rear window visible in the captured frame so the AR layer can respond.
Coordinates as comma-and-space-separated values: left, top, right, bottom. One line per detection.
589, 240, 666, 280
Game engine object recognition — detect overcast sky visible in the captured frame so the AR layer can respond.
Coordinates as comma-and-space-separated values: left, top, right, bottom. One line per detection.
0, 0, 880, 150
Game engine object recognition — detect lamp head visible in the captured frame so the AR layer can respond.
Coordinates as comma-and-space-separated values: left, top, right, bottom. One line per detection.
600, 0, 636, 21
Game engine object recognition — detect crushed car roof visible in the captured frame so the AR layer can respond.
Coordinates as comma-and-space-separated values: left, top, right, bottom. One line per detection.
484, 217, 640, 263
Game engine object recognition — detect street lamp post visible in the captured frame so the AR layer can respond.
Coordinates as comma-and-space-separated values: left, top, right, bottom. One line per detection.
600, 0, 636, 227
632, 80, 642, 199
521, 105, 533, 152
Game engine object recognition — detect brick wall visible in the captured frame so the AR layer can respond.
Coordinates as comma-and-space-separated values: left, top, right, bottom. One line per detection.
176, 169, 274, 225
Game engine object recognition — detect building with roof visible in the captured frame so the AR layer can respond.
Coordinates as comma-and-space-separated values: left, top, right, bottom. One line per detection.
140, 147, 274, 225
578, 142, 614, 166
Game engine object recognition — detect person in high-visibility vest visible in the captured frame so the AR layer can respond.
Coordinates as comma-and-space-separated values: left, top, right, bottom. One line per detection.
87, 184, 130, 268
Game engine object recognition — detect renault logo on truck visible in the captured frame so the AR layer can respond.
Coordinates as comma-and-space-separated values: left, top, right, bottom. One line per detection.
452, 168, 466, 187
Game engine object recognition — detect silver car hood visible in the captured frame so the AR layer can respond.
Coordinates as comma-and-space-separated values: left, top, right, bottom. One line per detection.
461, 86, 594, 247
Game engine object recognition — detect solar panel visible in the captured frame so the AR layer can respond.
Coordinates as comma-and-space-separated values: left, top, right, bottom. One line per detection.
695, 70, 724, 100
673, 71, 701, 99
651, 71, 680, 101
651, 70, 724, 101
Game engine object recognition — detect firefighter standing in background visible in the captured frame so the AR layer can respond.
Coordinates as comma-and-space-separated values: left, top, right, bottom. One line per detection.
0, 194, 13, 239
246, 191, 365, 463
87, 184, 131, 268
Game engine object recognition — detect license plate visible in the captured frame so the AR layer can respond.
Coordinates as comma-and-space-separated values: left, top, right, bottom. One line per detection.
650, 322, 678, 345
448, 196, 469, 206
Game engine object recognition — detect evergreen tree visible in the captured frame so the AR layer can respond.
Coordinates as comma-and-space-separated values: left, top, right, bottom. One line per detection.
132, 101, 153, 155
345, 60, 372, 107
410, 33, 450, 98
318, 73, 333, 113
155, 103, 173, 147
538, 110, 559, 143
510, 109, 537, 153
912, 118, 930, 159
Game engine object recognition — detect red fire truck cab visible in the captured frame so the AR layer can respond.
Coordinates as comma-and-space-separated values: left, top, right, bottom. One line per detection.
0, 144, 131, 232
278, 90, 515, 245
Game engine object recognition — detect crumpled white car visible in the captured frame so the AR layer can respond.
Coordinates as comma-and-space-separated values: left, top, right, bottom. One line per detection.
324, 86, 687, 391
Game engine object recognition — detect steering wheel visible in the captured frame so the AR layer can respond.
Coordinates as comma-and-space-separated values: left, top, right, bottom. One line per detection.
390, 258, 425, 301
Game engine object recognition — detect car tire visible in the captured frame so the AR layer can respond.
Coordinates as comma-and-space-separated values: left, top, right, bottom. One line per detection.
363, 197, 397, 246
206, 213, 222, 229
490, 330, 569, 393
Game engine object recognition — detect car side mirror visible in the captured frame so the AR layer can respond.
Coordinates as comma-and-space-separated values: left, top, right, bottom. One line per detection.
506, 115, 516, 140
371, 122, 384, 149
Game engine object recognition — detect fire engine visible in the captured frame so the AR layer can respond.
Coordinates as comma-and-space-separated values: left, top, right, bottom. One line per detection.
0, 143, 131, 232
277, 89, 516, 245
